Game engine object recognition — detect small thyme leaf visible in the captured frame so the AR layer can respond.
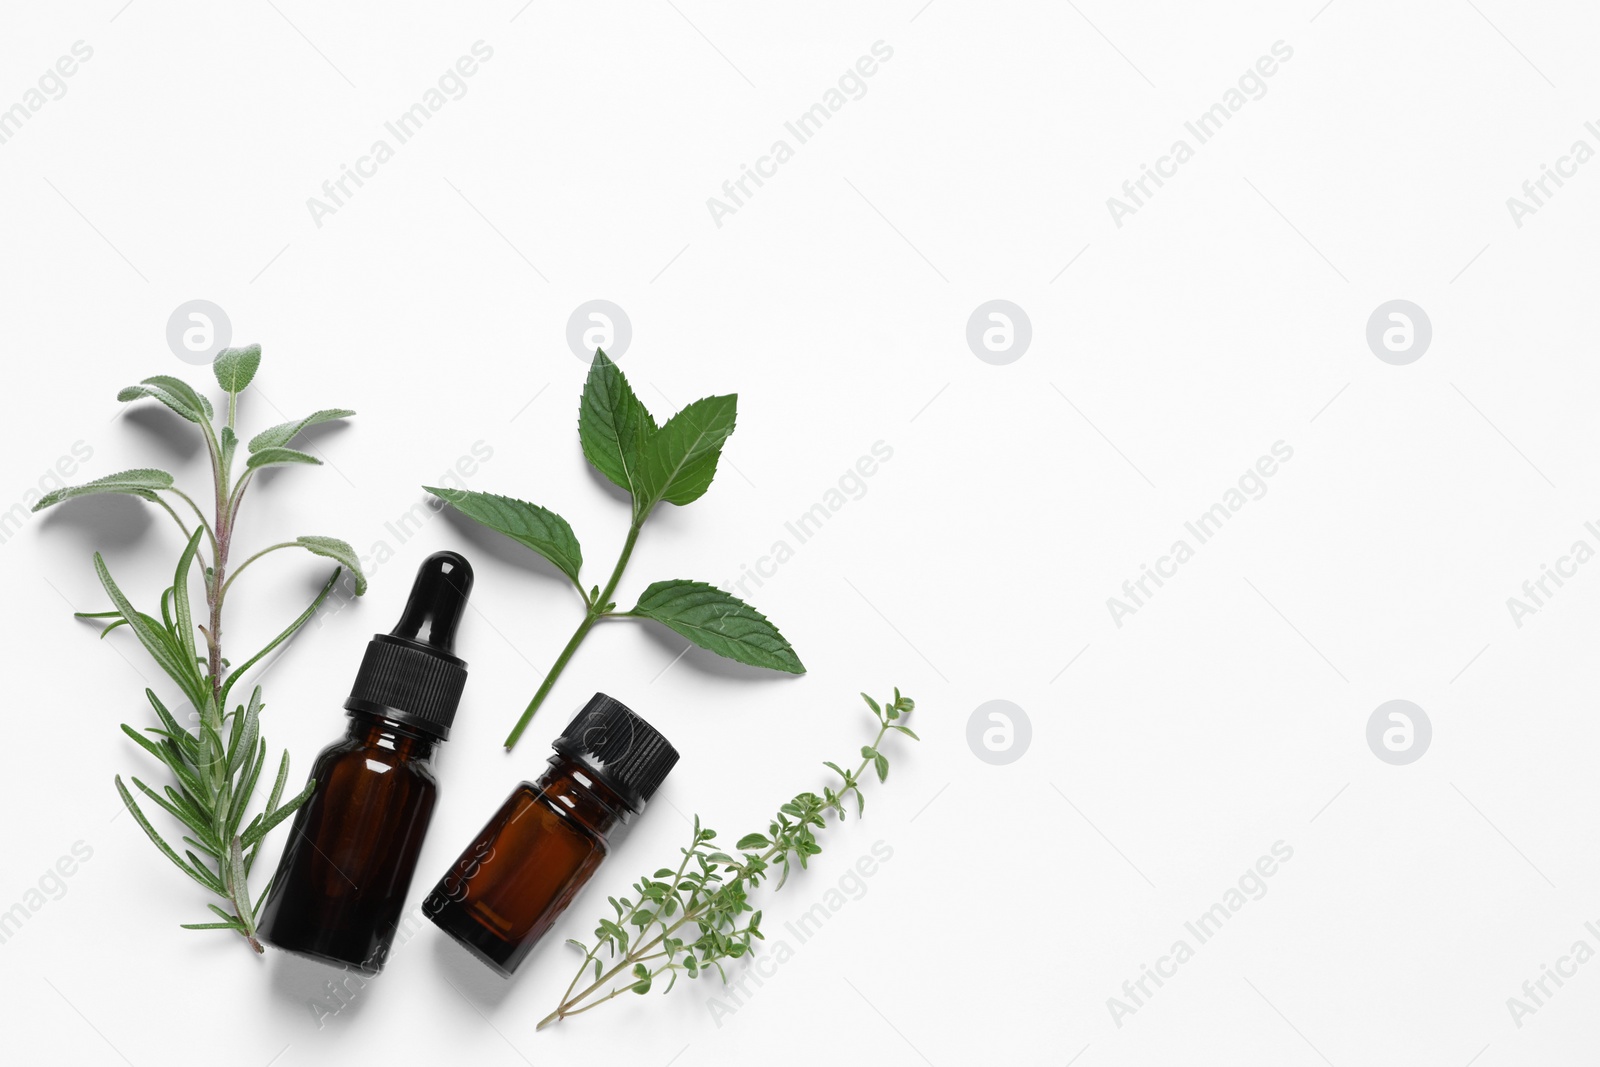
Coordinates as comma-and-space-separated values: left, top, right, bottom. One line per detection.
538, 689, 917, 1030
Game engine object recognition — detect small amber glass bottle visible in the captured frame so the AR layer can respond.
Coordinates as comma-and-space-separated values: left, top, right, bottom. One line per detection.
425, 694, 678, 976
259, 551, 474, 974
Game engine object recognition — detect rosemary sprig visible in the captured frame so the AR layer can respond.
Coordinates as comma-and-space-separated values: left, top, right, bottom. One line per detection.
35, 347, 367, 951
539, 688, 917, 1030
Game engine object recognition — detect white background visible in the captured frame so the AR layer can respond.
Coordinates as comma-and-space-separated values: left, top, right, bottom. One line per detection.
2, 1, 1598, 1064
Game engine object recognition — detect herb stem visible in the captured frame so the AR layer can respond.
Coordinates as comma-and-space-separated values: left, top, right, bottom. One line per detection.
149, 495, 193, 541
220, 542, 296, 597
503, 519, 643, 750
166, 488, 218, 552
542, 719, 893, 1028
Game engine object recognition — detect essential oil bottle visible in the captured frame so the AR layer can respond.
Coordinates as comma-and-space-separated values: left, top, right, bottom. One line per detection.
259, 551, 474, 974
424, 694, 678, 977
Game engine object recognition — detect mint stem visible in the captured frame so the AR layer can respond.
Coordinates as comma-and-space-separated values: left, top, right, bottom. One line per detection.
503, 520, 643, 750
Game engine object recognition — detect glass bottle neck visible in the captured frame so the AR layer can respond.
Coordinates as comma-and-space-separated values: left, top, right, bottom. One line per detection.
345, 710, 440, 762
534, 754, 633, 836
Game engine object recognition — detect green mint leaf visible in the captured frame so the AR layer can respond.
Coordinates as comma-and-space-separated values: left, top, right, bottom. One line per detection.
423, 488, 583, 588
245, 447, 320, 470
247, 408, 355, 453
31, 468, 174, 511
578, 349, 654, 496
294, 535, 368, 595
631, 580, 804, 674
212, 345, 261, 394
632, 394, 736, 521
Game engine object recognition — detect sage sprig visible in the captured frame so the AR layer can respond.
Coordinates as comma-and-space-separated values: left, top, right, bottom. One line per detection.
428, 350, 803, 749
36, 347, 367, 951
538, 688, 916, 1030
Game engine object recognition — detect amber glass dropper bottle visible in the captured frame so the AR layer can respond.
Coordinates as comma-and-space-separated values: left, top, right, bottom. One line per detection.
259, 550, 474, 974
424, 693, 679, 977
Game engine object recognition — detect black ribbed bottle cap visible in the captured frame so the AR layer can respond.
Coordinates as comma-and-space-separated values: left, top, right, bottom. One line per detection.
344, 551, 473, 739
552, 694, 679, 811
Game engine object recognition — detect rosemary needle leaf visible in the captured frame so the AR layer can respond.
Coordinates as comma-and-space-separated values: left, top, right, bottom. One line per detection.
56, 358, 362, 952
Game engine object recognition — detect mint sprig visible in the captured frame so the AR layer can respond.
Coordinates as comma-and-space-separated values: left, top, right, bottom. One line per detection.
428, 349, 803, 749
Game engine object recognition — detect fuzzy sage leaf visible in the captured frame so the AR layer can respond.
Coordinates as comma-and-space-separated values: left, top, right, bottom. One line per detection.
248, 408, 355, 453
32, 468, 174, 511
212, 345, 261, 394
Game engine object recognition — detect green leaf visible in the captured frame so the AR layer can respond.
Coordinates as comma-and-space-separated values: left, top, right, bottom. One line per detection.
245, 447, 320, 470
129, 776, 212, 843
228, 741, 266, 840
241, 777, 314, 848
226, 687, 263, 779
145, 690, 198, 760
423, 488, 582, 588
212, 345, 261, 394
32, 468, 175, 511
246, 746, 291, 874
225, 837, 256, 938
248, 408, 355, 453
115, 776, 221, 895
118, 377, 213, 423
171, 527, 205, 684
219, 568, 342, 709
578, 350, 654, 496
631, 580, 804, 674
144, 375, 213, 419
632, 394, 737, 520
219, 426, 238, 474
93, 553, 208, 710
736, 833, 769, 850
293, 535, 368, 595
873, 753, 889, 783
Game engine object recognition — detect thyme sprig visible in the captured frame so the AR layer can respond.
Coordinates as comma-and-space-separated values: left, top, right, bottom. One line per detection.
539, 688, 916, 1030
35, 347, 366, 951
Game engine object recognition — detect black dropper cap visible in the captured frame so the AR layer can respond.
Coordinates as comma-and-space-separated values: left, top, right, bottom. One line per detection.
552, 694, 679, 812
344, 551, 473, 739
